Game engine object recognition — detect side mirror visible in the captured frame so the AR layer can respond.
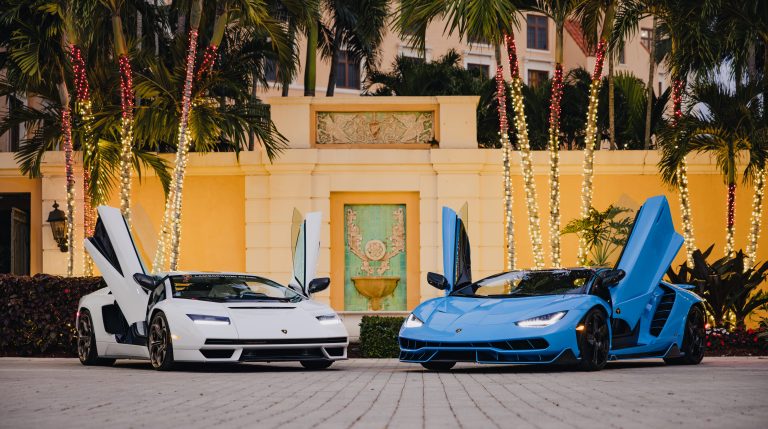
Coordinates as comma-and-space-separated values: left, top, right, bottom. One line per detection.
133, 273, 168, 292
308, 277, 330, 294
599, 269, 626, 287
427, 272, 448, 290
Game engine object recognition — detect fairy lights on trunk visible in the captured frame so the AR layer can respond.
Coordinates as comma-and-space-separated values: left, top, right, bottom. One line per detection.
62, 107, 75, 277
725, 183, 736, 257
495, 64, 515, 271
577, 40, 607, 266
745, 169, 765, 269
154, 29, 200, 273
70, 44, 96, 275
547, 63, 564, 267
671, 78, 695, 265
503, 35, 545, 269
118, 54, 135, 225
195, 44, 218, 81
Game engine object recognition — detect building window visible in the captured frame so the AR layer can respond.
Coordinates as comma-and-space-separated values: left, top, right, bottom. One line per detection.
335, 50, 361, 89
618, 46, 625, 64
640, 28, 653, 51
658, 81, 662, 95
467, 34, 489, 46
467, 63, 490, 79
527, 69, 549, 88
527, 15, 548, 50
265, 58, 279, 82
6, 95, 22, 152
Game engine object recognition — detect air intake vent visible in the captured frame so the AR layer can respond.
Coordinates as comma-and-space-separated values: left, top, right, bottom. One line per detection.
650, 286, 676, 336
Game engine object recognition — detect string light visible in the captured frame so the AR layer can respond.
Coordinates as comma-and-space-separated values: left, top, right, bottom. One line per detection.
196, 44, 218, 81
671, 78, 696, 265
118, 54, 134, 226
547, 64, 564, 267
725, 183, 736, 257
154, 29, 200, 273
577, 39, 607, 266
503, 35, 545, 269
745, 169, 765, 270
62, 107, 75, 277
495, 65, 515, 271
70, 44, 95, 275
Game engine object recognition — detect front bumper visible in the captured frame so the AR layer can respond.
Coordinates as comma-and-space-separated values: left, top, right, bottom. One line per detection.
173, 337, 349, 363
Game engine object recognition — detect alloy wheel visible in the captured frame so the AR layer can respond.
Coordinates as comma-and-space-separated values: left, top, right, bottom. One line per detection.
579, 309, 609, 371
149, 314, 169, 369
77, 313, 93, 362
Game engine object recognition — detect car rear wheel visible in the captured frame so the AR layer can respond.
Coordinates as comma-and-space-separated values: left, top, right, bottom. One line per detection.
664, 305, 705, 365
77, 309, 115, 366
577, 308, 609, 371
300, 360, 333, 370
148, 312, 175, 371
421, 361, 456, 371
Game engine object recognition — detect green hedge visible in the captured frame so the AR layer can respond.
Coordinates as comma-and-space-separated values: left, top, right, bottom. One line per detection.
359, 315, 405, 358
0, 274, 104, 357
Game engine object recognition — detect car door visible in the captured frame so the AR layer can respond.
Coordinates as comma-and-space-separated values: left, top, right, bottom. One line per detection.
84, 206, 149, 328
611, 195, 683, 329
441, 204, 471, 294
289, 209, 322, 296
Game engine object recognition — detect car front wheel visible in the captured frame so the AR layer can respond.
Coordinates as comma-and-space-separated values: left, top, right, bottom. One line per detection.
148, 312, 175, 371
577, 308, 609, 371
77, 309, 115, 366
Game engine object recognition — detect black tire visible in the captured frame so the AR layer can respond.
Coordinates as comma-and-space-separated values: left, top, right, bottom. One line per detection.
664, 305, 705, 365
77, 309, 115, 366
300, 360, 334, 370
577, 308, 609, 371
148, 312, 175, 371
421, 361, 456, 371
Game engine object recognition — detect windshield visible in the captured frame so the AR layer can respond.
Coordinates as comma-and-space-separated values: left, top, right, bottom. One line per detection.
171, 275, 303, 302
453, 269, 595, 298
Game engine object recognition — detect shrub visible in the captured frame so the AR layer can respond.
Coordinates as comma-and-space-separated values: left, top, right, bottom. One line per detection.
705, 327, 768, 356
359, 315, 404, 358
0, 274, 104, 357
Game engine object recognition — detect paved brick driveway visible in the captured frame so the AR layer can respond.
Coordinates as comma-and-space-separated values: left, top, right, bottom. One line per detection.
1, 357, 767, 429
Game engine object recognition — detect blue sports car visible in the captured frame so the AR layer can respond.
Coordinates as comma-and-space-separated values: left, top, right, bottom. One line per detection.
399, 195, 706, 371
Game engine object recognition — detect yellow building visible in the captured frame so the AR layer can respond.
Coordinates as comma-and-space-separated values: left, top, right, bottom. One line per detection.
0, 96, 764, 335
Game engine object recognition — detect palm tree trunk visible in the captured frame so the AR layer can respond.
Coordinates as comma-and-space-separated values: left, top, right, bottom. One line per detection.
548, 26, 565, 267
196, 3, 227, 81
725, 182, 736, 257
577, 39, 608, 265
497, 37, 514, 270
745, 169, 765, 269
326, 27, 342, 96
644, 17, 656, 149
70, 43, 96, 276
112, 12, 135, 225
304, 20, 318, 96
58, 78, 74, 277
672, 77, 696, 265
282, 17, 296, 97
577, 3, 615, 264
154, 0, 203, 273
608, 57, 616, 149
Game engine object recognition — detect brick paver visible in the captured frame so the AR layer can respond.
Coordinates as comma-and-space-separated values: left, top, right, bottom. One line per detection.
1, 357, 767, 428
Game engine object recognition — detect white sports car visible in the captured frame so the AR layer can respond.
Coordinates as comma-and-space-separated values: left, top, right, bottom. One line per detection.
76, 206, 348, 370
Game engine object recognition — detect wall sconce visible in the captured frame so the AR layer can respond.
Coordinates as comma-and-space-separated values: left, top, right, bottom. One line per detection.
47, 201, 68, 252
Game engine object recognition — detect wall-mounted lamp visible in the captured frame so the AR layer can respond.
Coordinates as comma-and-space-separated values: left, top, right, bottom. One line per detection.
47, 201, 68, 252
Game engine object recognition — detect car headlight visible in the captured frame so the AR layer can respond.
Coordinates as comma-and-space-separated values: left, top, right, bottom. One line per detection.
403, 313, 424, 328
187, 314, 230, 325
516, 311, 567, 327
316, 314, 341, 325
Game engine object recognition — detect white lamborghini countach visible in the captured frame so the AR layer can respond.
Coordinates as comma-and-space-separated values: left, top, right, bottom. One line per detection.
76, 206, 348, 370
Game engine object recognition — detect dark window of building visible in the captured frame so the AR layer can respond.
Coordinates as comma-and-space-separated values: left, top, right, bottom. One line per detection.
467, 34, 489, 46
527, 15, 548, 50
618, 47, 625, 64
658, 81, 662, 95
640, 28, 653, 51
335, 50, 361, 89
265, 58, 279, 82
467, 63, 490, 79
0, 193, 30, 275
527, 69, 549, 88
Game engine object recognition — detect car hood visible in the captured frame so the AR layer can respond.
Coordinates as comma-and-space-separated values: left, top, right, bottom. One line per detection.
416, 294, 591, 330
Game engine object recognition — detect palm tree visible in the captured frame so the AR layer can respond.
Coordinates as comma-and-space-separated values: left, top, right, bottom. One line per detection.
660, 78, 762, 258
530, 0, 579, 267
323, 0, 389, 96
744, 126, 767, 269
574, 0, 616, 265
396, 0, 524, 270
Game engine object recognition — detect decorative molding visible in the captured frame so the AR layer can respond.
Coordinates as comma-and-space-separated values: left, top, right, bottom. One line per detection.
316, 111, 435, 145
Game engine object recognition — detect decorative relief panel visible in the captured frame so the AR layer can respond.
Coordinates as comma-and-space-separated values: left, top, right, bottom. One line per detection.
316, 111, 434, 145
